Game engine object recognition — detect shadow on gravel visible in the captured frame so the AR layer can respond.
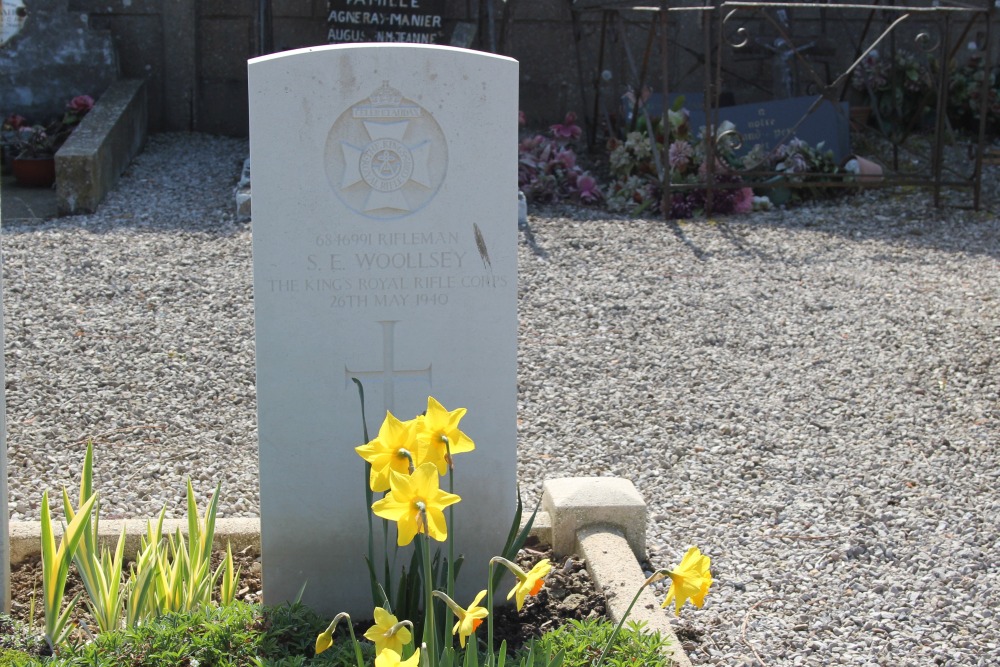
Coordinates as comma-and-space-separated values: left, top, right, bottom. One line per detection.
666, 219, 712, 261
519, 219, 549, 259
743, 196, 1000, 261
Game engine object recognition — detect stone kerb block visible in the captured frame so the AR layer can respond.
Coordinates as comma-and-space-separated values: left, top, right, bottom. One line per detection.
56, 78, 148, 214
542, 477, 646, 561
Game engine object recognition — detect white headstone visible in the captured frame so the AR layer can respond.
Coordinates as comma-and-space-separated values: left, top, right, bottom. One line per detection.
249, 44, 518, 616
0, 0, 26, 48
0, 203, 9, 613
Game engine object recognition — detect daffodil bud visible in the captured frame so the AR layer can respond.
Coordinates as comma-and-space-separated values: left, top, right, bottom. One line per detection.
315, 612, 352, 655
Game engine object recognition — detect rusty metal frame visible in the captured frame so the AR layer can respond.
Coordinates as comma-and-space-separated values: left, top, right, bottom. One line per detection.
569, 0, 996, 215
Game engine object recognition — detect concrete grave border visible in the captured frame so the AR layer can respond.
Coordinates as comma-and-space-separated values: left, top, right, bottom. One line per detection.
6, 477, 692, 666
55, 78, 148, 215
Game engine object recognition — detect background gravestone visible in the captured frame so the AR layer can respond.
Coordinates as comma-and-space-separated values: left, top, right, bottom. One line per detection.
249, 44, 518, 616
1, 0, 26, 47
326, 0, 446, 44
686, 96, 851, 162
0, 0, 117, 123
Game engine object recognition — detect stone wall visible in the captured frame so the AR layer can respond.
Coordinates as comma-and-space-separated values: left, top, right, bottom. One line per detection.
0, 0, 117, 125
3, 1, 993, 137
7, 0, 605, 134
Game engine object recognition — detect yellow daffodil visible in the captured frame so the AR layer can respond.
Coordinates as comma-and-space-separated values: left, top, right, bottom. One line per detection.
434, 590, 489, 648
372, 463, 461, 545
507, 558, 552, 611
661, 546, 712, 616
452, 590, 489, 648
363, 607, 412, 656
315, 629, 333, 655
414, 396, 475, 474
374, 648, 420, 667
355, 411, 418, 492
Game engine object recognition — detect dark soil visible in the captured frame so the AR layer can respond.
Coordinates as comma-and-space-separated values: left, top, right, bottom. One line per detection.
6, 536, 605, 656
492, 538, 606, 651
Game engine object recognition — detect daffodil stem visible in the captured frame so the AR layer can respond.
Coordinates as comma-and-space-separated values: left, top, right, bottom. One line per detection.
421, 533, 437, 666
383, 517, 392, 605
486, 561, 495, 667
591, 580, 649, 667
364, 462, 378, 605
345, 616, 365, 667
445, 454, 455, 652
354, 378, 381, 608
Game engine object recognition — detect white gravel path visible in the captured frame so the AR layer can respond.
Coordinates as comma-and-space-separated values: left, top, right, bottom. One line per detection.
3, 133, 998, 665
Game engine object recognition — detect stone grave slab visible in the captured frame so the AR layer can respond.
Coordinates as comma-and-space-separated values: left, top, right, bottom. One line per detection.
249, 44, 518, 617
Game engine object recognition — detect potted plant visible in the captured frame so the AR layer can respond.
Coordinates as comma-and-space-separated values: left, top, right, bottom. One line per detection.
6, 94, 94, 187
9, 124, 61, 187
948, 52, 1000, 134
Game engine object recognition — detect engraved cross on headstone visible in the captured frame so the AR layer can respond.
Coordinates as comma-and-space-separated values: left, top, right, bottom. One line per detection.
345, 320, 432, 414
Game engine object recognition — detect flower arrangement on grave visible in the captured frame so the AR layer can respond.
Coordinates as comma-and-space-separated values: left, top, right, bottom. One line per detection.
744, 137, 841, 180
947, 52, 1000, 134
315, 394, 713, 666
3, 94, 95, 160
518, 111, 603, 205
0, 113, 27, 167
851, 49, 934, 138
606, 103, 755, 218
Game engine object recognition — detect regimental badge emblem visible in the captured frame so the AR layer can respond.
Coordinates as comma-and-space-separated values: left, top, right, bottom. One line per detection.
324, 81, 448, 219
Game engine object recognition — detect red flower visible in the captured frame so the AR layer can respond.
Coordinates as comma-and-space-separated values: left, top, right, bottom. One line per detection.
67, 95, 95, 114
550, 112, 582, 140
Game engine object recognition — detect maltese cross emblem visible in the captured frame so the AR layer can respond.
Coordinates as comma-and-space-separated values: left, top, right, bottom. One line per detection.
325, 82, 447, 219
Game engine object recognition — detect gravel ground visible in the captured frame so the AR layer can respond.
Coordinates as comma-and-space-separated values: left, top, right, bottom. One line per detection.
3, 133, 999, 666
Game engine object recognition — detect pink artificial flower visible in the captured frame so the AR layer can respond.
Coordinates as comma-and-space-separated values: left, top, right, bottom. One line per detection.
668, 141, 693, 172
733, 187, 755, 214
520, 135, 545, 151
786, 153, 808, 174
576, 173, 602, 203
518, 110, 526, 126
555, 148, 576, 169
67, 95, 95, 114
698, 157, 728, 177
550, 112, 582, 140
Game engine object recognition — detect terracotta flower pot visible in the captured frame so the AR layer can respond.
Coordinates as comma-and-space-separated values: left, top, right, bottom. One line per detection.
11, 156, 56, 187
842, 155, 883, 183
